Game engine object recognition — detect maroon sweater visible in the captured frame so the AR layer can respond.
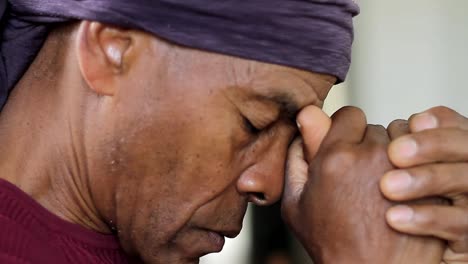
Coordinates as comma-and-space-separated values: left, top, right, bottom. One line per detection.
0, 179, 134, 264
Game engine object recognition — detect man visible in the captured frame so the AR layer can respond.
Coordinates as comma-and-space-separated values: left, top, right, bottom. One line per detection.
1, 1, 468, 264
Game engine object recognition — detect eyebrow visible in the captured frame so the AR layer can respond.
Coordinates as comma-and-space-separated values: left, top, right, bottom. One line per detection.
255, 92, 300, 124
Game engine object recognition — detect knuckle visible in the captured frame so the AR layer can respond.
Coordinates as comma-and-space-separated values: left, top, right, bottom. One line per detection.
411, 166, 439, 194
425, 164, 439, 176
388, 119, 409, 131
320, 145, 357, 176
415, 165, 437, 183
388, 120, 410, 140
413, 130, 445, 149
367, 124, 389, 143
340, 106, 366, 121
427, 106, 465, 125
417, 211, 438, 228
370, 124, 386, 131
429, 106, 456, 116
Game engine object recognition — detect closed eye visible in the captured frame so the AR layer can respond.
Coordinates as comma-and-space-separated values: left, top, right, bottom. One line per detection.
243, 117, 261, 135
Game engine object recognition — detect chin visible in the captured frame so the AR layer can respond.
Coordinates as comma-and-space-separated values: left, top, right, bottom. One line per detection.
165, 258, 200, 264
138, 247, 202, 264
140, 256, 200, 264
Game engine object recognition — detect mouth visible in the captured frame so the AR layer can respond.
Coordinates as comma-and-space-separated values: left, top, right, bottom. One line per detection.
211, 228, 241, 239
205, 231, 226, 253
192, 227, 241, 255
175, 222, 243, 259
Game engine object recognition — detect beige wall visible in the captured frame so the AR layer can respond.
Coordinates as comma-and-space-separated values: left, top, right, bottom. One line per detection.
349, 0, 468, 125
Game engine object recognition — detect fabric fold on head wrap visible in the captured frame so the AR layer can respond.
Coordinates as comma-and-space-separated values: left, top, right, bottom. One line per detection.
0, 0, 359, 109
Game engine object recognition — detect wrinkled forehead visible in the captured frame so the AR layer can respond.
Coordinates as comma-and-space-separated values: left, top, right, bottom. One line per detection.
173, 47, 337, 94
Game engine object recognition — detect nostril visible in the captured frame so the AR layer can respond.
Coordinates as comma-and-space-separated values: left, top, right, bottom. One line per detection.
250, 192, 267, 204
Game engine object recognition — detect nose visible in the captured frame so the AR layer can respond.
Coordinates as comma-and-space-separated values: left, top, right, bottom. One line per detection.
236, 140, 288, 206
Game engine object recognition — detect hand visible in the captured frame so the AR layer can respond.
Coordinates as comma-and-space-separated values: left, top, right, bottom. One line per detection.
282, 106, 444, 264
381, 106, 468, 263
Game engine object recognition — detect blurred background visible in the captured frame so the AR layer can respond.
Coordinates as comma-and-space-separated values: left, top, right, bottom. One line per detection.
201, 0, 468, 263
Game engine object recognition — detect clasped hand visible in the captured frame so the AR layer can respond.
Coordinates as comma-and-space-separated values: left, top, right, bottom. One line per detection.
383, 107, 468, 263
282, 106, 468, 264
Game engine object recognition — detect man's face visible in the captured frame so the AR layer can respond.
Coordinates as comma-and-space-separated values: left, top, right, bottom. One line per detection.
88, 37, 335, 263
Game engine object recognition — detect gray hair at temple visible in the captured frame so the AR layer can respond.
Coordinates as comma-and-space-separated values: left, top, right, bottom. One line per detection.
0, 0, 359, 109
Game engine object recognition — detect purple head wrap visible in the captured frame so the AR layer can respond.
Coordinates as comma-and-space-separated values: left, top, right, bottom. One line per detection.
0, 0, 359, 109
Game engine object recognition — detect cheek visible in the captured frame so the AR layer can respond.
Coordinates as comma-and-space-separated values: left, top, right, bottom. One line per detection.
106, 80, 251, 257
110, 110, 244, 253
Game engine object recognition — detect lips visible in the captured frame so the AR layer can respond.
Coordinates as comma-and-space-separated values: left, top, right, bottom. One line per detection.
184, 227, 241, 257
176, 229, 224, 258
212, 229, 241, 239
205, 231, 225, 252
174, 222, 243, 259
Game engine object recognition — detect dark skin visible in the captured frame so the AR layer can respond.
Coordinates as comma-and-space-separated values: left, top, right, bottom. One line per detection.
284, 105, 468, 263
0, 20, 467, 263
0, 22, 335, 263
383, 107, 468, 263
283, 106, 445, 263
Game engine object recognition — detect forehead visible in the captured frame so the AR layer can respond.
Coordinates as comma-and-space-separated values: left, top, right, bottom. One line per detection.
252, 66, 335, 101
153, 41, 336, 110
150, 35, 336, 92
224, 58, 336, 109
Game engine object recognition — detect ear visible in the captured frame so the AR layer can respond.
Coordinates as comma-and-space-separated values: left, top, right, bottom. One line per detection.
76, 21, 132, 96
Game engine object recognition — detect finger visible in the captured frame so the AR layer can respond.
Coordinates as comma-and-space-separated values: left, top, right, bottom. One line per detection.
381, 163, 468, 202
296, 105, 331, 162
283, 138, 308, 217
409, 106, 468, 133
322, 106, 367, 145
363, 124, 390, 145
388, 128, 468, 167
386, 204, 468, 253
387, 119, 410, 140
442, 248, 468, 263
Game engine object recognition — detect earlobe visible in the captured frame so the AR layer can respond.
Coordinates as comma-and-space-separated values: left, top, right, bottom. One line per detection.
76, 21, 132, 96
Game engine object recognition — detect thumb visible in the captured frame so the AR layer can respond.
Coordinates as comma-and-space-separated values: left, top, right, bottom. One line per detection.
283, 138, 308, 219
297, 105, 332, 162
282, 106, 331, 217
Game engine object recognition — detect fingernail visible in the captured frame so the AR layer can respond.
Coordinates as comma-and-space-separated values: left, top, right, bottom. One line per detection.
388, 205, 414, 224
384, 170, 412, 193
296, 120, 302, 130
392, 138, 418, 158
413, 113, 438, 132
